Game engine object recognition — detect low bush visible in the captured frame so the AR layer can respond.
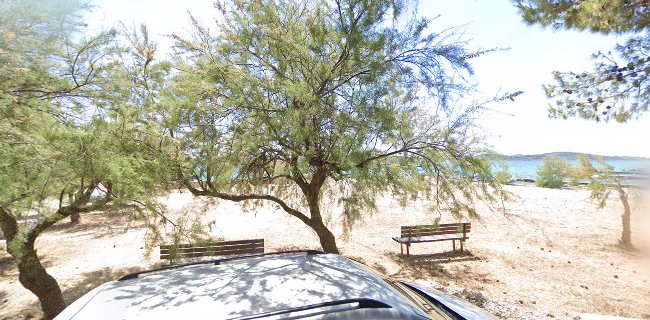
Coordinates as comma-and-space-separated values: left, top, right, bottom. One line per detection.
494, 162, 512, 185
536, 156, 571, 188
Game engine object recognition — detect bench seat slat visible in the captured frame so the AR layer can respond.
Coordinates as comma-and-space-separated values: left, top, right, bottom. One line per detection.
392, 233, 468, 244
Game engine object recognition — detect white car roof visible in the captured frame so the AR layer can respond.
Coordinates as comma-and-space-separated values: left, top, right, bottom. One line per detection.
55, 252, 428, 320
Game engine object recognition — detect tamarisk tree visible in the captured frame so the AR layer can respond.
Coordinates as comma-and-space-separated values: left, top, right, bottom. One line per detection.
0, 1, 172, 318
514, 0, 650, 122
167, 0, 508, 254
575, 155, 637, 249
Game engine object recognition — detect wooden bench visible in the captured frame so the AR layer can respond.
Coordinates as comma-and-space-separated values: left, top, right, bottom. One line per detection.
160, 239, 264, 264
392, 223, 470, 256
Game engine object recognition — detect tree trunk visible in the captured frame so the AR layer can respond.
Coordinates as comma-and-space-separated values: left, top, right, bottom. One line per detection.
70, 212, 80, 224
308, 217, 340, 254
15, 242, 67, 319
68, 194, 80, 224
305, 187, 340, 254
618, 187, 633, 249
1, 208, 67, 319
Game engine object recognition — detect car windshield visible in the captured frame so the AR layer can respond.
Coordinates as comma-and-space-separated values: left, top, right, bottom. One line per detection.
383, 279, 455, 320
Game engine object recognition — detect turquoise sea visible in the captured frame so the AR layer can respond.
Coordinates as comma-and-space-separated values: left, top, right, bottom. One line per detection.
504, 159, 650, 180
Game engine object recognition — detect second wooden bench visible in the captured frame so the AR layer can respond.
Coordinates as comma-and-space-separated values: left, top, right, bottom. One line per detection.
392, 223, 470, 256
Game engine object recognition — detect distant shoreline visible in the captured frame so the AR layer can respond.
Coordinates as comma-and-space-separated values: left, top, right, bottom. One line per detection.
501, 152, 650, 162
496, 154, 649, 182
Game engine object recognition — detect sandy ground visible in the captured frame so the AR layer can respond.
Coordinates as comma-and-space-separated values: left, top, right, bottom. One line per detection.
1, 185, 649, 319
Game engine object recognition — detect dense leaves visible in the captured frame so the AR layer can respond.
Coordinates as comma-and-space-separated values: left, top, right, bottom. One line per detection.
545, 37, 650, 122
515, 0, 650, 33
167, 0, 508, 253
0, 1, 175, 318
514, 0, 650, 122
535, 156, 571, 188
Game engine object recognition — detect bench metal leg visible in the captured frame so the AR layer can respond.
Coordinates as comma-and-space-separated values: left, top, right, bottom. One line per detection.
453, 240, 456, 252
460, 240, 464, 253
400, 243, 403, 255
406, 244, 410, 256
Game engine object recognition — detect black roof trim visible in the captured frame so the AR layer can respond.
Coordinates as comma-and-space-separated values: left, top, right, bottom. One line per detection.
228, 298, 391, 320
118, 250, 325, 281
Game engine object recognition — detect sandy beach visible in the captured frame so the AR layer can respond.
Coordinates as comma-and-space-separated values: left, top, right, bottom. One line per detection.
1, 185, 649, 319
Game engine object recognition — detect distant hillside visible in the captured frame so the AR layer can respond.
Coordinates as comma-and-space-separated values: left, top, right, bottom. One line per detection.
503, 152, 650, 161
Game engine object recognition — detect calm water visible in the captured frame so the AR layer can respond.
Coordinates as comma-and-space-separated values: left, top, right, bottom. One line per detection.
504, 159, 650, 180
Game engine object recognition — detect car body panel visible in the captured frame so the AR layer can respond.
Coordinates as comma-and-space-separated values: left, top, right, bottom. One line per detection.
405, 283, 498, 320
55, 253, 428, 319
55, 252, 495, 320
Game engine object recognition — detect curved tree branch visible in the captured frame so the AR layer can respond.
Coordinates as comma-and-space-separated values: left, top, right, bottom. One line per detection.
182, 179, 310, 224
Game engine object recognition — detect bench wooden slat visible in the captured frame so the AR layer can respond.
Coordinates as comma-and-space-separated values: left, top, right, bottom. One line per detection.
160, 239, 264, 262
160, 242, 264, 254
400, 226, 472, 232
393, 234, 469, 243
401, 228, 467, 234
400, 223, 468, 229
400, 224, 469, 230
160, 247, 264, 260
160, 239, 264, 250
160, 247, 264, 259
402, 231, 467, 237
401, 226, 469, 232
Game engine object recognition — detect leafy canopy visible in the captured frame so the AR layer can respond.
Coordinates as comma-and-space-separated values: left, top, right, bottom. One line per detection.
574, 155, 633, 208
514, 0, 650, 122
535, 155, 571, 188
515, 0, 650, 33
0, 2, 188, 318
0, 0, 174, 243
167, 0, 507, 239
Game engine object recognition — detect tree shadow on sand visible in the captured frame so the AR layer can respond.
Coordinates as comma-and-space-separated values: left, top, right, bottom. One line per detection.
0, 289, 8, 310
62, 266, 145, 304
386, 250, 481, 278
45, 219, 139, 241
0, 255, 14, 277
5, 266, 146, 320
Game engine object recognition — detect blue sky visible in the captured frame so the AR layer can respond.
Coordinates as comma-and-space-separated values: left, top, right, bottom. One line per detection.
89, 0, 650, 157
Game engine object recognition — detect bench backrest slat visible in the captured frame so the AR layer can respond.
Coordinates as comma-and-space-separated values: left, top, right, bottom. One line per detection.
160, 239, 264, 261
400, 223, 470, 238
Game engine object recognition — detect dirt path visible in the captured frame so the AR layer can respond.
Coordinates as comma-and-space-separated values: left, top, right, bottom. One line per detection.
1, 185, 649, 319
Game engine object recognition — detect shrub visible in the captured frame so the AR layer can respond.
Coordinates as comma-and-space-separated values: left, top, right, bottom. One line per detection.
536, 156, 571, 188
494, 162, 512, 185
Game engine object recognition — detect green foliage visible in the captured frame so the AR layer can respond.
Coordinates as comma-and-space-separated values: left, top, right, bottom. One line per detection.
513, 0, 650, 122
164, 0, 508, 250
574, 155, 619, 207
0, 1, 173, 223
494, 162, 512, 185
535, 156, 571, 188
0, 2, 181, 317
495, 170, 512, 185
544, 37, 650, 122
514, 0, 649, 33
